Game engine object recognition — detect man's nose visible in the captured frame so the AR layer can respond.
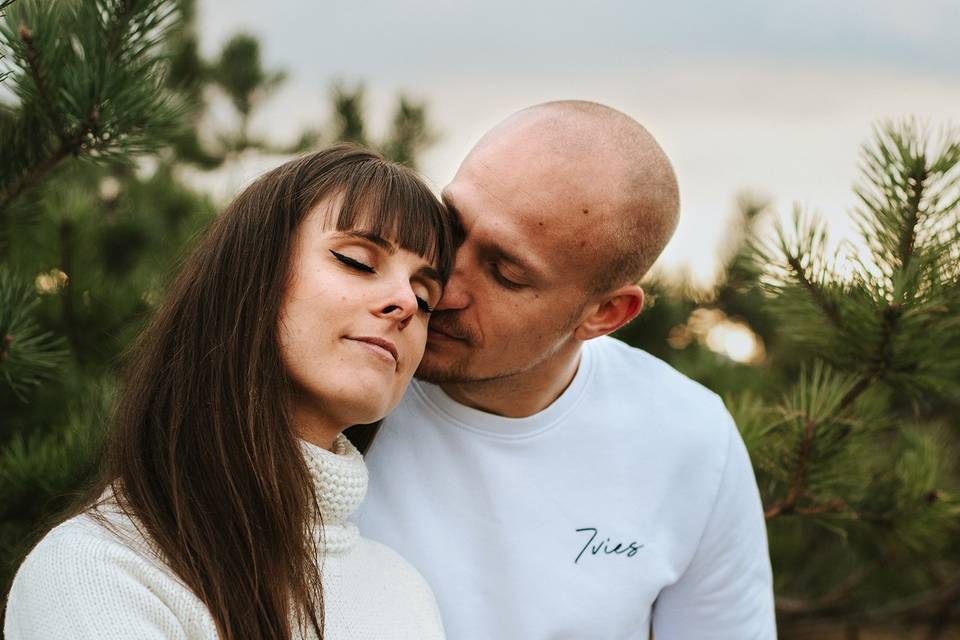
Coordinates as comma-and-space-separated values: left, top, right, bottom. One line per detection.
435, 252, 471, 311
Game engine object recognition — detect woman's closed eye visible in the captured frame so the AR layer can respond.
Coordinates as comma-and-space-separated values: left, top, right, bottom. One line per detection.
331, 250, 434, 314
331, 250, 375, 273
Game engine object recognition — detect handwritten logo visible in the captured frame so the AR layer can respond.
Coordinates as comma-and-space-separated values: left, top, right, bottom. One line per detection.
575, 527, 644, 564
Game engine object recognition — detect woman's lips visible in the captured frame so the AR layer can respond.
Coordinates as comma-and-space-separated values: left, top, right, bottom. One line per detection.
346, 336, 398, 365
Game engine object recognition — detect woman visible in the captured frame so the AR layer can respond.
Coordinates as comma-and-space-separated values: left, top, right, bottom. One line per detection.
4, 145, 456, 639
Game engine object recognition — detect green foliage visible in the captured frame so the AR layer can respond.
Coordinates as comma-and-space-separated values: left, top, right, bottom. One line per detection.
208, 33, 285, 152
753, 122, 960, 398
746, 122, 960, 628
0, 267, 67, 399
0, 0, 183, 211
212, 34, 285, 120
0, 0, 15, 85
380, 96, 437, 169
329, 83, 434, 168
0, 376, 111, 592
331, 81, 369, 146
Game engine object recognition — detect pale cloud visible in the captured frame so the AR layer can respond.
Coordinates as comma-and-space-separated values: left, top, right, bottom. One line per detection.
192, 1, 960, 286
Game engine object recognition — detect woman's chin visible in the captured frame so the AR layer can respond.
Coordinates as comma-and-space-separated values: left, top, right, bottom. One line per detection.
336, 395, 401, 428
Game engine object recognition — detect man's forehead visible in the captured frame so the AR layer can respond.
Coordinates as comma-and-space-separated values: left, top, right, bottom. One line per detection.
449, 150, 549, 216
443, 168, 608, 285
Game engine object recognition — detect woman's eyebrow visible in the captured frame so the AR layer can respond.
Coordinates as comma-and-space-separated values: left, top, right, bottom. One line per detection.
333, 230, 396, 254
335, 230, 443, 286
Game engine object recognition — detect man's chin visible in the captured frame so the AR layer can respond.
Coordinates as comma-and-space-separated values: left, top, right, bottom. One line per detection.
415, 353, 472, 384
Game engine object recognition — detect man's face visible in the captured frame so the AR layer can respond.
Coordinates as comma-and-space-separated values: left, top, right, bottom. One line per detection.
417, 136, 605, 384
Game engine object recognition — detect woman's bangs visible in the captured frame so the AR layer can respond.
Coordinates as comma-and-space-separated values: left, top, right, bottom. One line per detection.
333, 165, 454, 280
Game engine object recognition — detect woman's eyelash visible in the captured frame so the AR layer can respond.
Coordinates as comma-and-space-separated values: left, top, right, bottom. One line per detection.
331, 250, 375, 273
332, 250, 434, 313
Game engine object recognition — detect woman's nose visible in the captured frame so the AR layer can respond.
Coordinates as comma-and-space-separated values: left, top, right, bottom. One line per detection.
377, 284, 418, 327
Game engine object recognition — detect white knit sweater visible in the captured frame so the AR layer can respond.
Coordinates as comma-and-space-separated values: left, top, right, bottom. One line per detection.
3, 435, 445, 639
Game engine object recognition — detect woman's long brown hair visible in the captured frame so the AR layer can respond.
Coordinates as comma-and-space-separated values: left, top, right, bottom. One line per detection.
77, 144, 454, 639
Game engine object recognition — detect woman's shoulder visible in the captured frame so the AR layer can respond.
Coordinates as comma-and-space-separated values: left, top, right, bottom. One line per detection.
322, 536, 444, 638
360, 538, 444, 613
4, 505, 214, 639
353, 535, 431, 580
24, 490, 164, 567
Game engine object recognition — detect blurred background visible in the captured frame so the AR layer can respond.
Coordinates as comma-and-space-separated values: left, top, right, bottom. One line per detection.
190, 0, 960, 291
1, 1, 958, 637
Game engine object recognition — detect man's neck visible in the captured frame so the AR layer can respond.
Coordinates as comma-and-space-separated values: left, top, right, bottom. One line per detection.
439, 342, 583, 418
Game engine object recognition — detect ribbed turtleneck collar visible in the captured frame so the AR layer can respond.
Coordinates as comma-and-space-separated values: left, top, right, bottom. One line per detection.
299, 434, 368, 555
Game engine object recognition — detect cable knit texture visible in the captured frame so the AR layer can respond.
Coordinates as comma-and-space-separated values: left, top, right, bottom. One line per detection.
302, 434, 366, 555
4, 434, 445, 640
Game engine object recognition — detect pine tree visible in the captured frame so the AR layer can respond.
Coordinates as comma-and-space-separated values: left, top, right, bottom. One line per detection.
0, 0, 198, 612
744, 121, 960, 636
330, 82, 436, 169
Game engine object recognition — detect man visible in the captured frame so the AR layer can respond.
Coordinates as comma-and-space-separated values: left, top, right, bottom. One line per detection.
352, 101, 776, 639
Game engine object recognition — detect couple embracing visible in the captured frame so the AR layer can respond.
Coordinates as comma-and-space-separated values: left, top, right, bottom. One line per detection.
5, 101, 776, 639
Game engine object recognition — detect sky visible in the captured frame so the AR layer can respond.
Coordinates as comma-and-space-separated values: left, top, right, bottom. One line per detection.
192, 0, 960, 289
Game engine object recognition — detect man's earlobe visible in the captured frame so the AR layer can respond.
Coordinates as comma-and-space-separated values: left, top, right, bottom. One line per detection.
574, 285, 645, 341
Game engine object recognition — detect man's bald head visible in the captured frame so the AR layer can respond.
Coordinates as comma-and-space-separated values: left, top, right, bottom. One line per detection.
464, 100, 680, 292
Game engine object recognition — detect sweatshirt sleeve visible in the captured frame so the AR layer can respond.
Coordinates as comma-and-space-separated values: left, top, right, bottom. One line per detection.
4, 527, 191, 640
651, 409, 777, 640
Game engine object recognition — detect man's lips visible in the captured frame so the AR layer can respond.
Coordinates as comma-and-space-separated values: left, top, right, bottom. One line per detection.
346, 336, 398, 363
427, 326, 464, 342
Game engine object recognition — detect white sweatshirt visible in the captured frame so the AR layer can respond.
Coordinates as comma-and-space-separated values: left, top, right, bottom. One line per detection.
355, 336, 777, 639
4, 435, 445, 639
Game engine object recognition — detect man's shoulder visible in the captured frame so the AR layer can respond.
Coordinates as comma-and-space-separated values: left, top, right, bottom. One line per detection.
588, 336, 723, 410
588, 337, 745, 493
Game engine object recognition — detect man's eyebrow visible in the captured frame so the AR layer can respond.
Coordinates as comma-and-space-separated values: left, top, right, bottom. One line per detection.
334, 230, 396, 254
443, 194, 543, 279
415, 265, 443, 287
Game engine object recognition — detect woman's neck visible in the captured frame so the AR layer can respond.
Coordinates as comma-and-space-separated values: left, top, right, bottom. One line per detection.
290, 403, 343, 451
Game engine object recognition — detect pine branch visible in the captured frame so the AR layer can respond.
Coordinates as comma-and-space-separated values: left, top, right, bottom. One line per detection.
776, 565, 878, 615
0, 0, 181, 213
784, 251, 843, 328
58, 219, 81, 360
0, 108, 101, 213
105, 0, 135, 56
764, 364, 862, 519
835, 303, 901, 412
0, 268, 68, 400
897, 160, 927, 281
780, 571, 960, 626
764, 418, 816, 518
17, 24, 61, 136
752, 209, 847, 338
0, 0, 17, 84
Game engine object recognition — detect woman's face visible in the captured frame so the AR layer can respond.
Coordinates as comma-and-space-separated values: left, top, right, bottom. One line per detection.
279, 198, 444, 439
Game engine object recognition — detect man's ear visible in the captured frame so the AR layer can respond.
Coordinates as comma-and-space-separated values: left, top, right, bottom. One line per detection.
574, 285, 644, 341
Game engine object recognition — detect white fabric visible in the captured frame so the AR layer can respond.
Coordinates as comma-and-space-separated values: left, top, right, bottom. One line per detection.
354, 336, 776, 639
4, 434, 445, 640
